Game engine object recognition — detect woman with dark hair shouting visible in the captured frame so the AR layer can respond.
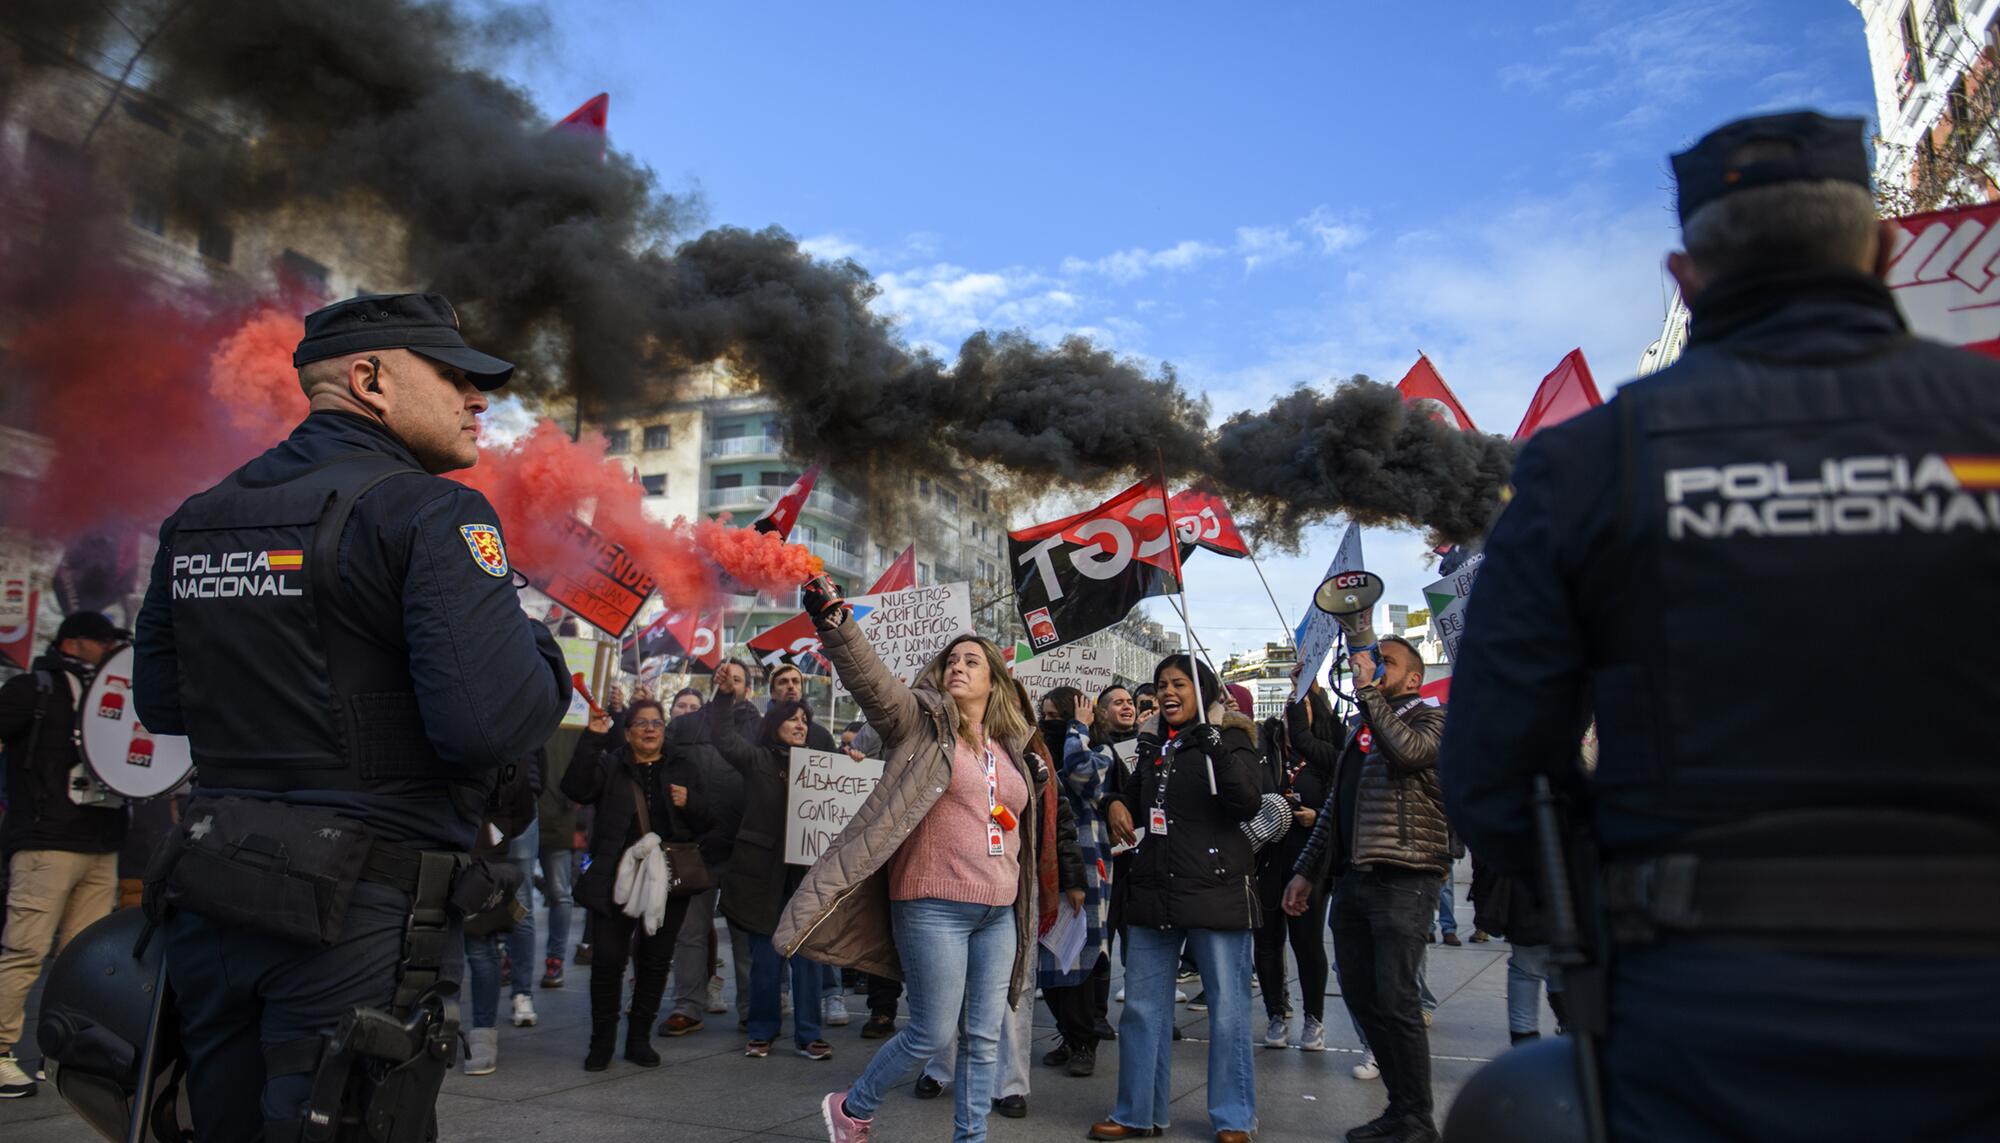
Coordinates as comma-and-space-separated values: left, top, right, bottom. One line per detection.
708, 671, 834, 1062
776, 577, 1038, 1143
562, 698, 694, 1072
1089, 654, 1265, 1143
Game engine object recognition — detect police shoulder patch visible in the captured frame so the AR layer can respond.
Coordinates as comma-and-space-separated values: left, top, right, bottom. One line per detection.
460, 523, 509, 578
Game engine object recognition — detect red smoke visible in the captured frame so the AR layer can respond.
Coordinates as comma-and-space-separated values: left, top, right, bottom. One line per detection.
209, 305, 310, 441
457, 419, 822, 607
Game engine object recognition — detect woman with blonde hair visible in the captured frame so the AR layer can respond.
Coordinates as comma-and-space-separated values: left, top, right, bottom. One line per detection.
776, 577, 1038, 1143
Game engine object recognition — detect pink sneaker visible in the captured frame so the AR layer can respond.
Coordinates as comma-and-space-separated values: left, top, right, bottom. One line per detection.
821, 1090, 872, 1142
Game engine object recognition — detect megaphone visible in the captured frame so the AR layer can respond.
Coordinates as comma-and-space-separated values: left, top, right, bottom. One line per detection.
1313, 569, 1385, 679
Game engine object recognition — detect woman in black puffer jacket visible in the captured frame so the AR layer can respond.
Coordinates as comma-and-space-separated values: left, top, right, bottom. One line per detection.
563, 699, 694, 1072
707, 685, 833, 1061
1091, 654, 1264, 1142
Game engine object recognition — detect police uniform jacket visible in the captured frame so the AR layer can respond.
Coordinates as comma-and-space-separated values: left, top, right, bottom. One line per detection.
1438, 269, 2000, 874
133, 411, 570, 851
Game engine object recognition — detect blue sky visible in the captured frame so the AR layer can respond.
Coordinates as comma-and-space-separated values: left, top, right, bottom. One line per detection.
506, 1, 1877, 662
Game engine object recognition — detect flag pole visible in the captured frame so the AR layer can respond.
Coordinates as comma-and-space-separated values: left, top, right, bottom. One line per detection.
1156, 452, 1215, 795
1246, 552, 1295, 642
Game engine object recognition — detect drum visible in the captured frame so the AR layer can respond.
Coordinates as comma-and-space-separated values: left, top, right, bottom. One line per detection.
79, 646, 192, 799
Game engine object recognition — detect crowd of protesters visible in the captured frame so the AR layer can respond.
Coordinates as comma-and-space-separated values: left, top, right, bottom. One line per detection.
0, 601, 1544, 1143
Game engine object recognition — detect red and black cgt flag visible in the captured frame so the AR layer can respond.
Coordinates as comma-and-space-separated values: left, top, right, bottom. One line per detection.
1169, 486, 1250, 560
1010, 478, 1179, 654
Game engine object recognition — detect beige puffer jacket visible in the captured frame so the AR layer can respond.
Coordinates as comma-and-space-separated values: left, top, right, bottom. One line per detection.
772, 610, 1041, 1006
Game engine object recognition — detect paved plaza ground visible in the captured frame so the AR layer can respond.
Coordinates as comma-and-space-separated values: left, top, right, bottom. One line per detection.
4, 868, 1525, 1142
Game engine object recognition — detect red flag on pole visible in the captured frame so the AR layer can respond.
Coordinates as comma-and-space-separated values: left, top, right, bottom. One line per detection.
1512, 349, 1604, 441
1168, 487, 1250, 559
550, 93, 609, 161
748, 546, 916, 672
753, 464, 820, 540
1396, 353, 1479, 433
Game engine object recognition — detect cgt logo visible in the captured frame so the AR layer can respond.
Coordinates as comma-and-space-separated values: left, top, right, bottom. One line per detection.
1014, 483, 1175, 603
1884, 204, 2000, 356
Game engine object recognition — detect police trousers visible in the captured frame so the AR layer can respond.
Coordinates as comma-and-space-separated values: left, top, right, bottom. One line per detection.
166, 880, 456, 1143
1604, 941, 2000, 1142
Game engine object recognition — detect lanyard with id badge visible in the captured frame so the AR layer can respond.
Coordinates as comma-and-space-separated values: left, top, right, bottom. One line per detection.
983, 740, 1017, 857
1148, 730, 1175, 837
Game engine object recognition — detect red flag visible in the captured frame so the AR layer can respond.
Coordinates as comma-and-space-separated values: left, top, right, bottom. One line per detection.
551, 94, 609, 161
1010, 477, 1177, 653
1882, 201, 2000, 359
753, 464, 820, 540
1396, 354, 1479, 433
1512, 349, 1604, 441
1169, 487, 1250, 559
748, 545, 916, 672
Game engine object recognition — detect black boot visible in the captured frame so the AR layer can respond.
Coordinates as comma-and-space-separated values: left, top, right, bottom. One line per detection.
584, 1020, 616, 1071
1067, 1040, 1097, 1077
1546, 991, 1570, 1035
626, 1010, 662, 1066
1041, 1039, 1073, 1067
1510, 1030, 1541, 1046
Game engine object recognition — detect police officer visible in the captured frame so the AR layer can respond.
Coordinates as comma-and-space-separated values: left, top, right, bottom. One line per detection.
132, 293, 569, 1142
1438, 111, 2000, 1141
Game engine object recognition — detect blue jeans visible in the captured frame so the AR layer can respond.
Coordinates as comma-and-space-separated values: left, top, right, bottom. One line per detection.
1436, 876, 1457, 935
1507, 943, 1561, 1037
1113, 926, 1256, 1134
846, 898, 1016, 1143
748, 932, 824, 1047
539, 848, 573, 962
463, 930, 502, 1028
503, 829, 538, 998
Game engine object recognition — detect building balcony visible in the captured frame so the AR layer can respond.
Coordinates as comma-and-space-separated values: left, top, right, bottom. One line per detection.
805, 541, 863, 577
701, 484, 865, 524
704, 434, 785, 459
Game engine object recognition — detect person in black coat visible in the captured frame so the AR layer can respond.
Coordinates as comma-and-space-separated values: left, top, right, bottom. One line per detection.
708, 684, 832, 1059
661, 664, 756, 1035
562, 698, 694, 1072
1092, 654, 1263, 1143
1252, 680, 1338, 1049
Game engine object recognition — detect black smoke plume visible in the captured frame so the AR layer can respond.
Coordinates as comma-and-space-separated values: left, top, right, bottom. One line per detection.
1, 0, 1514, 546
1213, 379, 1518, 546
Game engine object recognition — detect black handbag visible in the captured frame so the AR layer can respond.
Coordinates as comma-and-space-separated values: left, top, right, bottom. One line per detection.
628, 775, 712, 900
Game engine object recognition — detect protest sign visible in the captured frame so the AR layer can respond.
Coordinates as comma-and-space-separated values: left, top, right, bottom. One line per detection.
0, 532, 32, 627
1010, 636, 1116, 702
833, 582, 973, 699
1293, 524, 1363, 701
558, 635, 615, 729
1423, 551, 1486, 662
785, 747, 884, 865
536, 517, 657, 636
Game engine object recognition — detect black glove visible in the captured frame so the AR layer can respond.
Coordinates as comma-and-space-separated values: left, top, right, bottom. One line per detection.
1180, 722, 1225, 756
801, 574, 847, 621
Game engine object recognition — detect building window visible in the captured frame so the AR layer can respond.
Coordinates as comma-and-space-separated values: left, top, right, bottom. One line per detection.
643, 424, 670, 450
917, 561, 932, 586
713, 421, 745, 440
875, 545, 894, 566
197, 218, 233, 264
1898, 4, 1927, 100
762, 470, 796, 488
279, 250, 331, 298
795, 523, 817, 545
939, 490, 959, 513
130, 191, 167, 236
711, 473, 744, 489
918, 477, 931, 499
1924, 0, 1958, 50
976, 558, 995, 583
604, 429, 631, 454
641, 474, 666, 496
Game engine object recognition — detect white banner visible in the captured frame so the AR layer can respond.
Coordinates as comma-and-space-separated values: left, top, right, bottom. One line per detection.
833, 582, 973, 700
784, 747, 884, 865
0, 531, 33, 627
1292, 524, 1364, 701
1422, 551, 1486, 662
1010, 636, 1116, 703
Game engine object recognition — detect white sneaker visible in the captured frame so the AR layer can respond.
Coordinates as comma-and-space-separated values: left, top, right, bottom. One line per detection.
1352, 1051, 1379, 1080
1262, 1016, 1290, 1048
0, 1052, 36, 1098
511, 993, 537, 1027
463, 1028, 499, 1075
823, 994, 851, 1027
707, 974, 729, 1014
1115, 987, 1126, 1003
1298, 1017, 1326, 1052
1174, 988, 1189, 1003
1423, 1008, 1435, 1028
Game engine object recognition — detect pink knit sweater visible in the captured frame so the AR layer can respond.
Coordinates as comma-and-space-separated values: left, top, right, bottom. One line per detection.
890, 735, 1028, 906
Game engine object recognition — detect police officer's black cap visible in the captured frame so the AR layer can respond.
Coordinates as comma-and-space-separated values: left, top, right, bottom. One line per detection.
291, 293, 515, 390
1671, 111, 1872, 226
55, 611, 130, 644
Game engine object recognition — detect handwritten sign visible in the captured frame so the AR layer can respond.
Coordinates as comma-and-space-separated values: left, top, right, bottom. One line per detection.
1011, 636, 1115, 703
1422, 551, 1485, 662
785, 747, 884, 865
833, 582, 973, 700
536, 517, 658, 637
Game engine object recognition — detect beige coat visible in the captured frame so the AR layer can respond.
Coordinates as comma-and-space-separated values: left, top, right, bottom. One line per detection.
772, 611, 1041, 1005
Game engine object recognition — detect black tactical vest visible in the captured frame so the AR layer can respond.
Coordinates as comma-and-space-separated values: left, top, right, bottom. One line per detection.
165, 453, 460, 796
1591, 335, 2000, 830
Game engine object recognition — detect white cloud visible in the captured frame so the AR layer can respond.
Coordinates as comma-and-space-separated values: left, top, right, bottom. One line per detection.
1061, 239, 1224, 282
1304, 206, 1370, 255
1235, 224, 1303, 271
799, 233, 870, 263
